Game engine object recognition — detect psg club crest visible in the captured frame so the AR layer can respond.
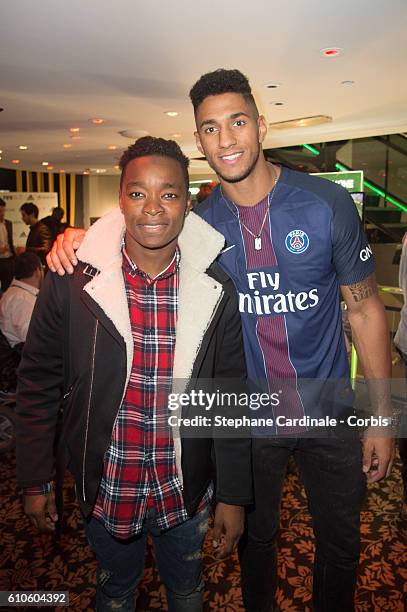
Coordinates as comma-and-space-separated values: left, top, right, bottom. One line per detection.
285, 230, 310, 254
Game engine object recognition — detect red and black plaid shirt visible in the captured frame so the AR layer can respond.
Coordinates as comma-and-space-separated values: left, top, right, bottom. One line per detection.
25, 248, 211, 536
92, 248, 212, 538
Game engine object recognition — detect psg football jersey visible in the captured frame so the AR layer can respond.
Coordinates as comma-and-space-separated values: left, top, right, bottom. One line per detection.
195, 166, 375, 421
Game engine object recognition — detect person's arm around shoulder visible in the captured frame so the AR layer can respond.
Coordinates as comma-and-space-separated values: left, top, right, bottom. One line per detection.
46, 227, 86, 275
341, 273, 395, 483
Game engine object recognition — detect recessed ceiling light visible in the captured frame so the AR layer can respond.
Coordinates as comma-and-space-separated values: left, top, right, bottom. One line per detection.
83, 171, 90, 175
70, 135, 81, 140
108, 145, 117, 150
165, 111, 178, 117
91, 118, 105, 124
341, 80, 355, 86
171, 133, 182, 138
42, 161, 49, 166
0, 150, 2, 154
114, 165, 120, 170
269, 115, 332, 129
47, 166, 54, 170
69, 127, 80, 133
119, 129, 149, 139
11, 159, 20, 164
63, 143, 72, 149
265, 83, 282, 89
18, 145, 28, 150
320, 47, 343, 57
270, 102, 284, 106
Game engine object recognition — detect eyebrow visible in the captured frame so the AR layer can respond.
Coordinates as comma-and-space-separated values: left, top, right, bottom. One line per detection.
126, 181, 180, 189
199, 111, 251, 129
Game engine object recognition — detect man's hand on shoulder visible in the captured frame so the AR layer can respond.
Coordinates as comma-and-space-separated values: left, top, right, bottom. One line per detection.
46, 228, 86, 275
24, 491, 58, 533
212, 502, 244, 559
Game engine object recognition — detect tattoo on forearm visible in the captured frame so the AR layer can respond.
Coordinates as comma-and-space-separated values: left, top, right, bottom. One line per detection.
348, 275, 377, 303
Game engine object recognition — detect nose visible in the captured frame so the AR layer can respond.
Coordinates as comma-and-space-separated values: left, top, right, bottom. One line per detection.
143, 196, 164, 216
218, 125, 237, 149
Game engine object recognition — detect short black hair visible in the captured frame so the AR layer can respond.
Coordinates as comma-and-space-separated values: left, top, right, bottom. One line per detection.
20, 202, 39, 218
189, 68, 258, 115
51, 207, 64, 221
14, 252, 42, 280
0, 198, 6, 208
119, 136, 190, 191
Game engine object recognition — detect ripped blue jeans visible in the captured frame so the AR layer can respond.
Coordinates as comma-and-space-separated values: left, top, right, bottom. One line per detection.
83, 506, 209, 611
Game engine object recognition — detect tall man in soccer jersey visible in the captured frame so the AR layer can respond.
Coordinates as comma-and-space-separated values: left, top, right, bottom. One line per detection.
48, 70, 394, 612
17, 137, 252, 612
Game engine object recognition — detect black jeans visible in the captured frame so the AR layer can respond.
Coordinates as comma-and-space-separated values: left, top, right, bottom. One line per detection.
238, 434, 366, 612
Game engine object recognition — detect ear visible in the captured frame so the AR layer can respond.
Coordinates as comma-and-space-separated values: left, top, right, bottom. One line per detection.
194, 131, 204, 156
118, 188, 124, 213
185, 193, 192, 216
257, 115, 267, 144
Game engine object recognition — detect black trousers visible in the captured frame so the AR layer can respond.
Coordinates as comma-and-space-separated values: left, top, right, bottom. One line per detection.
239, 434, 366, 612
0, 256, 14, 292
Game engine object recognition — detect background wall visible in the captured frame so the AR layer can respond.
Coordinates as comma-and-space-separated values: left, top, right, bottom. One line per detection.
83, 175, 120, 227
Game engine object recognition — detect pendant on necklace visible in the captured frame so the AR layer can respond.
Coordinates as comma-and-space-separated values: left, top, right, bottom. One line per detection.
254, 236, 262, 251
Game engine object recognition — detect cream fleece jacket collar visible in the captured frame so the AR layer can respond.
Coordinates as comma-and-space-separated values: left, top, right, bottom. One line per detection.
75, 207, 226, 383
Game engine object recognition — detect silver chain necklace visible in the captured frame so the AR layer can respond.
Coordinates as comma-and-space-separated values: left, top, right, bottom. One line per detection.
221, 167, 278, 251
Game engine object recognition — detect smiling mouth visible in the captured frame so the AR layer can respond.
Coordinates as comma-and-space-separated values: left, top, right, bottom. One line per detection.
138, 223, 168, 232
220, 152, 243, 164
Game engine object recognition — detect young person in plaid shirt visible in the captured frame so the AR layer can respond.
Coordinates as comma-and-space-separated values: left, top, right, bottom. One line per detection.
16, 137, 252, 611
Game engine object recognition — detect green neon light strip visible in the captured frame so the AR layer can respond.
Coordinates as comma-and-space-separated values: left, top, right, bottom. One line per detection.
303, 144, 320, 156
335, 163, 347, 171
335, 163, 407, 212
364, 180, 385, 197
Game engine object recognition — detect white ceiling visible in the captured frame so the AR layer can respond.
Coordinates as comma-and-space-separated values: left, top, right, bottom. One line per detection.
1, 0, 407, 177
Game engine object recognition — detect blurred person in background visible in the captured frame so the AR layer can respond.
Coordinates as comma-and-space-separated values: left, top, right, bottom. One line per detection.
41, 207, 67, 243
0, 197, 16, 292
0, 252, 43, 352
20, 202, 52, 265
196, 181, 218, 204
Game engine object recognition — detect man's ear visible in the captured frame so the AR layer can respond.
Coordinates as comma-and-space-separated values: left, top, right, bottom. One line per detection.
185, 193, 192, 216
258, 115, 267, 144
118, 188, 124, 213
195, 131, 204, 156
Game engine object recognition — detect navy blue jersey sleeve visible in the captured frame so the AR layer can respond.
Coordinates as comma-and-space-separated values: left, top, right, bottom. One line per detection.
331, 187, 375, 285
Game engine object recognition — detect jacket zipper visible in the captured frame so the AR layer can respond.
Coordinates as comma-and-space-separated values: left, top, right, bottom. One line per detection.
177, 286, 224, 489
82, 320, 98, 502
193, 287, 224, 376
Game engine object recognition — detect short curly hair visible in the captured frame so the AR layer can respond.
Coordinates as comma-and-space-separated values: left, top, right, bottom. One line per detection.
189, 68, 258, 115
119, 136, 189, 191
20, 202, 39, 218
14, 252, 42, 280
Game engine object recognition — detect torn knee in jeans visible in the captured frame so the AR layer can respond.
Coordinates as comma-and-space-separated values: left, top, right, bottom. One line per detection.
197, 516, 209, 535
98, 567, 113, 586
184, 549, 202, 561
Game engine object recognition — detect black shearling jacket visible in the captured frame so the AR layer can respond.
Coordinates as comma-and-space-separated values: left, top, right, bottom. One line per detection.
16, 208, 252, 517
